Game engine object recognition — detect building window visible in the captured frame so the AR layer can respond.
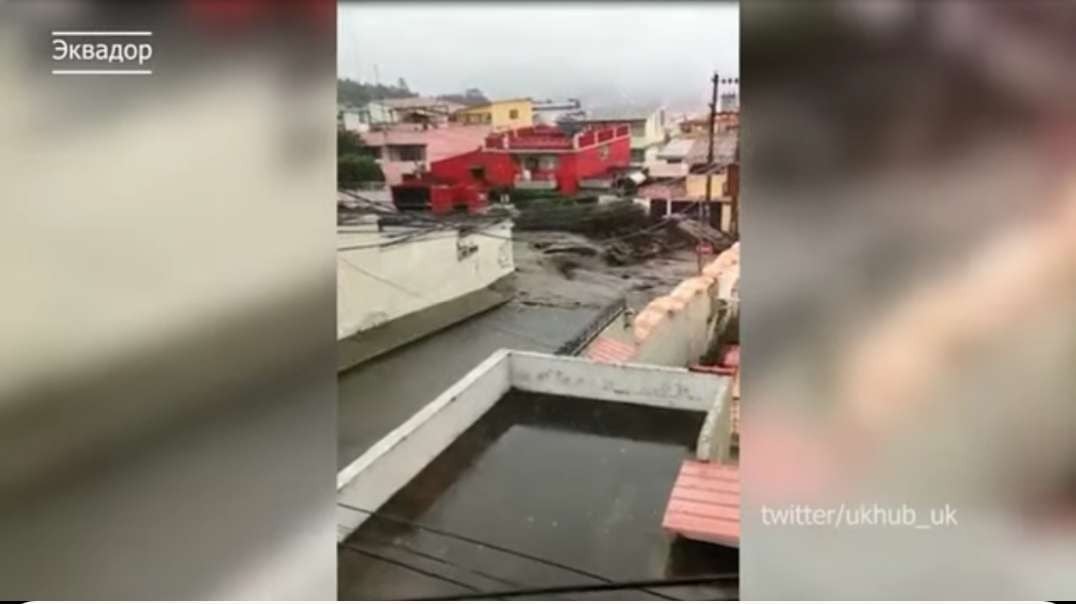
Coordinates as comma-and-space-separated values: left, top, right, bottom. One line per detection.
509, 109, 519, 119
631, 149, 646, 163
392, 145, 426, 162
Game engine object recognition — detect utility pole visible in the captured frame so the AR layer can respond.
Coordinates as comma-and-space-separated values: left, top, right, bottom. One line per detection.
694, 72, 719, 275
730, 138, 740, 238
704, 72, 719, 230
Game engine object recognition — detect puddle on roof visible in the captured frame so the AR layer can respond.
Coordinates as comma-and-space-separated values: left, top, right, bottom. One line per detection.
339, 390, 737, 600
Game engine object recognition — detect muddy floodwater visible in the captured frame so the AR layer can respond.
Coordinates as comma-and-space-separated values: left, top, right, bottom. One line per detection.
339, 391, 737, 600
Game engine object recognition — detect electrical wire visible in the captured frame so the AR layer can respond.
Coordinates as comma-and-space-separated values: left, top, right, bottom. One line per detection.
337, 255, 427, 299
336, 165, 726, 252
418, 574, 739, 601
339, 541, 482, 595
357, 534, 529, 591
339, 502, 678, 601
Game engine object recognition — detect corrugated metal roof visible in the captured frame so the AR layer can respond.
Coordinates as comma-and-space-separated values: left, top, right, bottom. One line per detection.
685, 132, 739, 166
582, 105, 659, 122
658, 138, 696, 159
637, 180, 688, 200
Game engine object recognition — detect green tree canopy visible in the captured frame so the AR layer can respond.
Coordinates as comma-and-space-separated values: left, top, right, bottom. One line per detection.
338, 78, 416, 107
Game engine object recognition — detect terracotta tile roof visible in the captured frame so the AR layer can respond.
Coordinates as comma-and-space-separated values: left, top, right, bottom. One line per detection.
662, 460, 740, 547
584, 336, 638, 364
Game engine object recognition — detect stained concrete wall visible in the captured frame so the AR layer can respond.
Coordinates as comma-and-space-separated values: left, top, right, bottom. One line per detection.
336, 350, 512, 539
337, 220, 515, 341
584, 242, 740, 368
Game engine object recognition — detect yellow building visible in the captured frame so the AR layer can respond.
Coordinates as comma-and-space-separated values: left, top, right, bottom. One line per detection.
685, 171, 728, 199
453, 98, 534, 130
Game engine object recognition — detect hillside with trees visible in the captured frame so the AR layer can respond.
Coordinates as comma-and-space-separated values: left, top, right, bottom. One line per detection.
338, 77, 493, 109
338, 78, 416, 107
436, 88, 490, 107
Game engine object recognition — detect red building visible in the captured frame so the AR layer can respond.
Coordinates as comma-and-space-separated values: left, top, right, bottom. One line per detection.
427, 124, 632, 195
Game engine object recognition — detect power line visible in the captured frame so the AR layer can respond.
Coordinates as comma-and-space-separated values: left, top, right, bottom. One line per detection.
420, 574, 739, 601
339, 502, 678, 601
337, 255, 426, 299
339, 541, 481, 595
337, 164, 729, 253
353, 534, 533, 593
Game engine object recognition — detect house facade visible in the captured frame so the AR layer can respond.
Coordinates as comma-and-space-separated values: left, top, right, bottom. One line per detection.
453, 98, 534, 131
578, 106, 668, 165
341, 100, 397, 131
358, 125, 492, 184
427, 124, 631, 195
380, 97, 465, 128
679, 110, 739, 136
636, 130, 740, 231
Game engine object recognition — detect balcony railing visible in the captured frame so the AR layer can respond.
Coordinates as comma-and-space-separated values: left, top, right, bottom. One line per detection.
506, 136, 573, 150
515, 172, 558, 190
485, 125, 630, 152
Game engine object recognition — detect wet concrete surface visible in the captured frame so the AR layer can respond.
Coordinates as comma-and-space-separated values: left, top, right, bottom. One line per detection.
339, 391, 738, 600
338, 302, 599, 469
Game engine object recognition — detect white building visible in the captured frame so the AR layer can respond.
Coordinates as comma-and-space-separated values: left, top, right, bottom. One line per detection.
579, 105, 669, 165
337, 218, 516, 371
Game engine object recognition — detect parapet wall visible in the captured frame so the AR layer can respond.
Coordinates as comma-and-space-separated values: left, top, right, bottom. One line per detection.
584, 242, 740, 368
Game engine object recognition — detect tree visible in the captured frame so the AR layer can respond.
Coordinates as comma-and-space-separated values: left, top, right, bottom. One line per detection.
337, 78, 416, 107
397, 77, 409, 92
338, 129, 365, 155
437, 88, 490, 107
338, 154, 385, 188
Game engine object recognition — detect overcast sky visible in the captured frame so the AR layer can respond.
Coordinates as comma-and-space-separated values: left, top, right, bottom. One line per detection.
338, 2, 739, 112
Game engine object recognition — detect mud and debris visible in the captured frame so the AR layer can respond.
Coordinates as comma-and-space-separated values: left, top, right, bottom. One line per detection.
512, 215, 732, 311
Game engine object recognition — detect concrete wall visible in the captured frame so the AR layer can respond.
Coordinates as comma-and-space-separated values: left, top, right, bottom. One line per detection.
557, 135, 631, 194
341, 111, 366, 133
584, 242, 740, 368
337, 220, 515, 341
336, 349, 512, 539
640, 110, 667, 149
632, 243, 740, 366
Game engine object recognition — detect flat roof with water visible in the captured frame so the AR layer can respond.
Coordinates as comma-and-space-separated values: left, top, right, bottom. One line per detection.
339, 390, 737, 600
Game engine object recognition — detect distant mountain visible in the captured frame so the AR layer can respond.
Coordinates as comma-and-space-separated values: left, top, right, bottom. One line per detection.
338, 78, 417, 107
